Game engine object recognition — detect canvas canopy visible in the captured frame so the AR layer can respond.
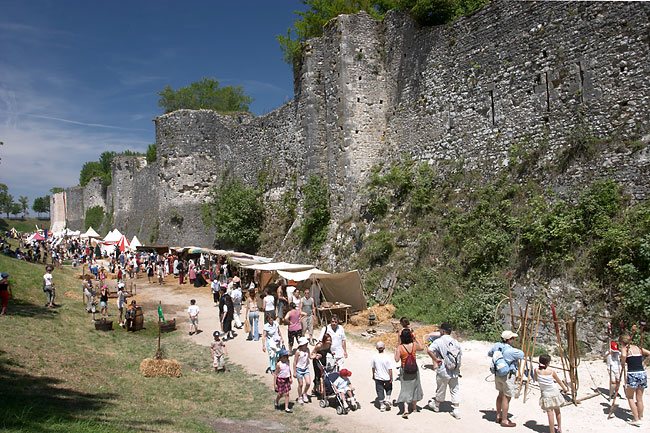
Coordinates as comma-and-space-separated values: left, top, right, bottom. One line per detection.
117, 235, 130, 252
103, 229, 122, 243
130, 235, 142, 249
243, 262, 314, 272
277, 269, 366, 311
80, 227, 101, 238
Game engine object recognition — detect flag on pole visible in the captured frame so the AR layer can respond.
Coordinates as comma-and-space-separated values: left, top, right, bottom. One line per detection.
158, 303, 166, 323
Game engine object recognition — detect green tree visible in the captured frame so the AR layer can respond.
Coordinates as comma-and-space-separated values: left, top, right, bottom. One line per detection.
157, 77, 253, 114
79, 161, 106, 186
0, 184, 9, 217
300, 174, 330, 250
18, 196, 29, 218
278, 0, 487, 68
2, 193, 14, 218
201, 176, 264, 253
146, 144, 157, 164
10, 203, 21, 219
49, 187, 64, 194
33, 196, 49, 217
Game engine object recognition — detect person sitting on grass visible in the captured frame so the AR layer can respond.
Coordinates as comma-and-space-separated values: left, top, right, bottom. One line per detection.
211, 331, 227, 373
188, 299, 200, 335
274, 348, 293, 413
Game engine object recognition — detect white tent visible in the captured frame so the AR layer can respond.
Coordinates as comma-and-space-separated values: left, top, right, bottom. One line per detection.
80, 227, 101, 238
103, 229, 122, 243
130, 235, 142, 250
277, 269, 367, 312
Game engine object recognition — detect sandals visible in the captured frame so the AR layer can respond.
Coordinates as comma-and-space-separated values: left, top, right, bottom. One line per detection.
401, 412, 409, 419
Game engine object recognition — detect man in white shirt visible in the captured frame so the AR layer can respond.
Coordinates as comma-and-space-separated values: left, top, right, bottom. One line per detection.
319, 315, 347, 366
371, 341, 393, 411
427, 322, 462, 419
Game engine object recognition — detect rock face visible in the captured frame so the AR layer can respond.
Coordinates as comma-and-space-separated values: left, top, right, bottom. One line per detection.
52, 0, 650, 247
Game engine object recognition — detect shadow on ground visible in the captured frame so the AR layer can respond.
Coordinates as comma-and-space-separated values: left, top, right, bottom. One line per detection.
0, 354, 117, 432
6, 298, 59, 319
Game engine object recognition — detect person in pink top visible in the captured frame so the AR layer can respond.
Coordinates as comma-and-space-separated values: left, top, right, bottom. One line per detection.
284, 302, 307, 354
274, 349, 293, 413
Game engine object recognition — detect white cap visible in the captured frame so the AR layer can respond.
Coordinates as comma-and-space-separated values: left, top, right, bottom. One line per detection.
376, 341, 385, 349
501, 330, 518, 340
298, 336, 309, 346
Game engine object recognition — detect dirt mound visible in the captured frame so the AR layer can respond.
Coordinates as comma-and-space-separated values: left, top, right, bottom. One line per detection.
349, 304, 395, 326
64, 290, 81, 300
370, 324, 440, 348
140, 358, 182, 378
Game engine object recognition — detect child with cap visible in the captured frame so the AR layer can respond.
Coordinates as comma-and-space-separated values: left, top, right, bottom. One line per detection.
274, 348, 293, 413
603, 341, 622, 399
332, 368, 357, 409
371, 341, 393, 411
211, 331, 227, 372
293, 336, 311, 403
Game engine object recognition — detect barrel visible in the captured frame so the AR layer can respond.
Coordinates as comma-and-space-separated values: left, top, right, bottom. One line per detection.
132, 306, 144, 331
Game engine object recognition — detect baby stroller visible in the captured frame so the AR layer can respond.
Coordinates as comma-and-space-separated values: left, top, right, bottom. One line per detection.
316, 357, 360, 415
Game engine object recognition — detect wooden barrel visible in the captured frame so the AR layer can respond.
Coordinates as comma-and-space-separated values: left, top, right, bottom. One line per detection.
133, 306, 144, 331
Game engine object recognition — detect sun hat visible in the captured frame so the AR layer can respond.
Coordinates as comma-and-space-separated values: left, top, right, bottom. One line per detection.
287, 279, 297, 286
339, 369, 352, 377
1, 272, 8, 278
610, 341, 619, 352
501, 330, 518, 340
298, 337, 309, 346
279, 348, 290, 358
376, 341, 385, 350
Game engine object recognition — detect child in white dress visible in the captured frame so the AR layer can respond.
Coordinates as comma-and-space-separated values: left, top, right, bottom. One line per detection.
535, 354, 568, 433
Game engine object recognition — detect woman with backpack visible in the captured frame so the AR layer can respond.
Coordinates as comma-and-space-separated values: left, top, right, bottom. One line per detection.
394, 328, 424, 419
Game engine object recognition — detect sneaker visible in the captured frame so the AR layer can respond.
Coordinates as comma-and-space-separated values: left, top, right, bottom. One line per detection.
298, 397, 304, 404
285, 408, 293, 413
274, 401, 279, 409
629, 419, 642, 426
302, 394, 309, 403
384, 401, 391, 411
379, 403, 386, 412
451, 410, 461, 419
427, 400, 439, 412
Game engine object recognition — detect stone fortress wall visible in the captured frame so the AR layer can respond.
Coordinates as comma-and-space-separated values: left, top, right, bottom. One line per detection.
52, 0, 650, 247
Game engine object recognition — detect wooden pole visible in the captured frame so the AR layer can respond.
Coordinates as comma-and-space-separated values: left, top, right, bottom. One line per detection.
507, 272, 515, 332
551, 304, 569, 386
524, 304, 542, 403
517, 302, 532, 396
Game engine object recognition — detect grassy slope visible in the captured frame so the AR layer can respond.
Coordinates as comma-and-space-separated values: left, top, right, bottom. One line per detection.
0, 217, 50, 233
0, 255, 318, 433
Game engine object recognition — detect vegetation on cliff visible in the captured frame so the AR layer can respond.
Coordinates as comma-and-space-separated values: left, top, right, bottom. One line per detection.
201, 176, 264, 253
278, 0, 488, 67
157, 77, 253, 114
350, 153, 650, 339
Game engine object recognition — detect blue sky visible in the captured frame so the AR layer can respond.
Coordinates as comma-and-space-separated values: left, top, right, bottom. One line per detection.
0, 0, 305, 208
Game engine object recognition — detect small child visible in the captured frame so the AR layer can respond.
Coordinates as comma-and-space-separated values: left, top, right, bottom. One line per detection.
188, 299, 200, 335
332, 369, 357, 409
603, 341, 622, 399
117, 266, 123, 283
293, 337, 311, 404
211, 331, 227, 372
371, 341, 393, 411
274, 349, 293, 413
535, 354, 568, 433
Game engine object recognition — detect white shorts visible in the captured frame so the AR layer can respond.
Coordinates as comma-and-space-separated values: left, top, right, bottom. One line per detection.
495, 374, 516, 398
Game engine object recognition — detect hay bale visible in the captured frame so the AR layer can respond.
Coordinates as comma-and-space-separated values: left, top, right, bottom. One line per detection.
140, 358, 182, 378
371, 324, 440, 348
348, 304, 396, 326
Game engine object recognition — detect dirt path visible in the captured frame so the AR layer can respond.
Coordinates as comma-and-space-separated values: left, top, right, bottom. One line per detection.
137, 279, 643, 433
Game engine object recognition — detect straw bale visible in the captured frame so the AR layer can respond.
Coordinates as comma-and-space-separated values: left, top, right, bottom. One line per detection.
140, 358, 182, 378
348, 304, 396, 326
370, 324, 440, 348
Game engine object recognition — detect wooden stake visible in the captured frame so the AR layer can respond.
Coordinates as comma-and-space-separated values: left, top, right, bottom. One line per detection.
524, 304, 542, 403
507, 273, 515, 332
551, 304, 569, 386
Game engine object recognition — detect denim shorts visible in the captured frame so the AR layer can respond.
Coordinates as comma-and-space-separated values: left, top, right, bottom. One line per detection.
627, 371, 647, 389
296, 367, 310, 379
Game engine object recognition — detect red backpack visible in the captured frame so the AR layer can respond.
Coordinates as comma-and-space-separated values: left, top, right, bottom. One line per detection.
403, 345, 418, 374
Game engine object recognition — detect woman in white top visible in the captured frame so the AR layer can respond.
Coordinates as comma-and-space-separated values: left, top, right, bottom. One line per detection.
263, 288, 276, 319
